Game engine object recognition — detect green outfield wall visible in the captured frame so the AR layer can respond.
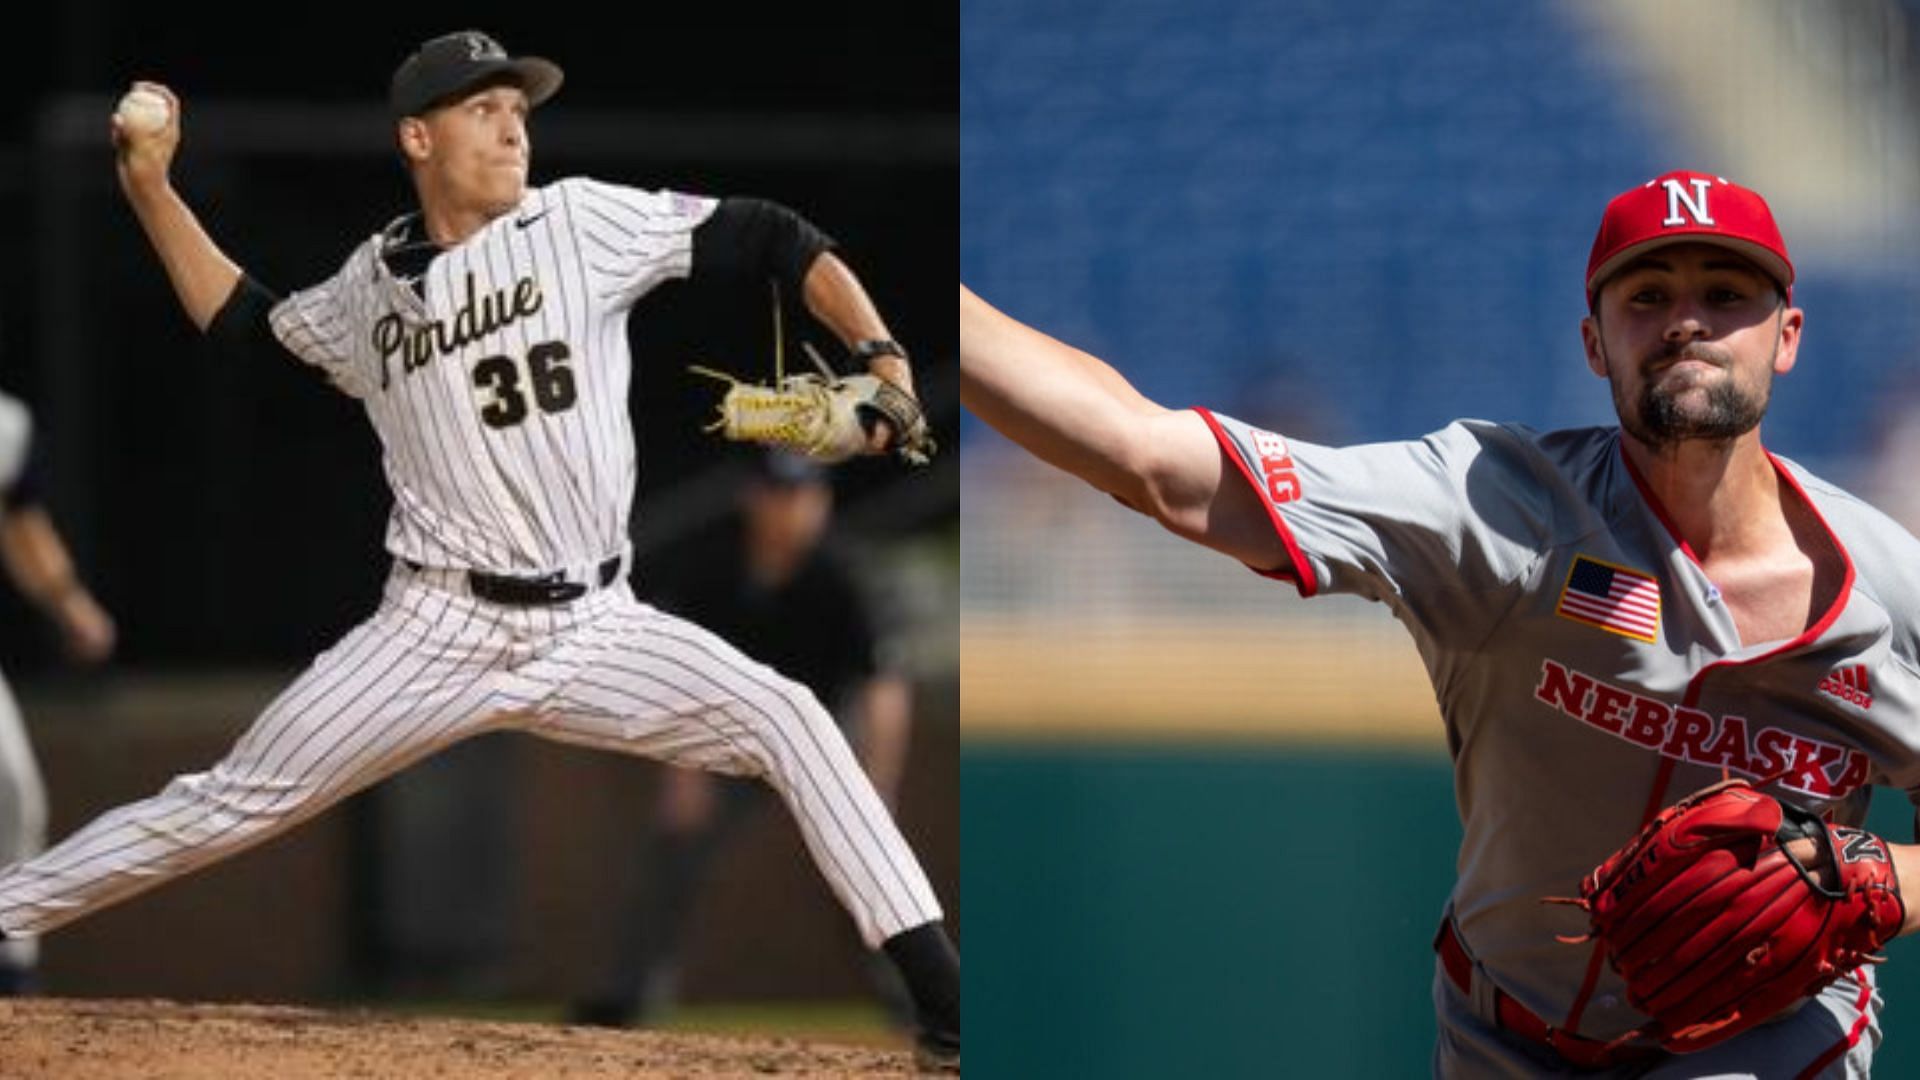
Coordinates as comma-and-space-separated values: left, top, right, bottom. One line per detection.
964, 742, 1920, 1078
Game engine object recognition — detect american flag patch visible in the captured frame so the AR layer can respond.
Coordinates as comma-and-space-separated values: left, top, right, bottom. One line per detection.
1555, 556, 1660, 643
670, 191, 712, 218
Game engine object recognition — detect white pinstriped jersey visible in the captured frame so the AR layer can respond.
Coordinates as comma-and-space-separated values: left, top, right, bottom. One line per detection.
269, 178, 717, 575
0, 389, 47, 975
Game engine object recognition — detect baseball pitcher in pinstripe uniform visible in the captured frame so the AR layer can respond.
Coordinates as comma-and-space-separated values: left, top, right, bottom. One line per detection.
0, 30, 957, 1069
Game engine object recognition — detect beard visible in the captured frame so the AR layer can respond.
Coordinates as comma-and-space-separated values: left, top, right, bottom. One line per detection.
1610, 341, 1772, 452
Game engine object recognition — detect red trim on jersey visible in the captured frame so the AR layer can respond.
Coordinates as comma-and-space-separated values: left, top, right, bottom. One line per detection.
1566, 440, 1864, 1049
1617, 438, 1856, 635
1562, 752, 1684, 1035
1618, 442, 1700, 563
1193, 407, 1315, 597
1560, 586, 1855, 1040
1794, 970, 1874, 1079
1768, 455, 1857, 639
1559, 921, 1616, 1039
1435, 917, 1660, 1068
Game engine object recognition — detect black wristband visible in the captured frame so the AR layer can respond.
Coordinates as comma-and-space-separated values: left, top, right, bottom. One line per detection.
852, 339, 908, 365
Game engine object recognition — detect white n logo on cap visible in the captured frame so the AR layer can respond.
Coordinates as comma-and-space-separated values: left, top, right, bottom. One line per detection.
1662, 178, 1715, 227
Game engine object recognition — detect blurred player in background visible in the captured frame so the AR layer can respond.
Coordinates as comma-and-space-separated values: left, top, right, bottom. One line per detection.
0, 389, 115, 993
572, 448, 917, 1029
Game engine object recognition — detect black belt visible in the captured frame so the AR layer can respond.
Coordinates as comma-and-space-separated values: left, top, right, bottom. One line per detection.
406, 556, 623, 606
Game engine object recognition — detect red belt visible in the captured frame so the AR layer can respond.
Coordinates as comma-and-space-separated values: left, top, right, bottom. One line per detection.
1434, 918, 1659, 1071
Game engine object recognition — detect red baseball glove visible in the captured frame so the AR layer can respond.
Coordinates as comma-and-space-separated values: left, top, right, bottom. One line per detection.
1571, 779, 1905, 1053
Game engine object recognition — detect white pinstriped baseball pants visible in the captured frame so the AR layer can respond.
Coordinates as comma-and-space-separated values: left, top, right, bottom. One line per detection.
0, 671, 45, 970
0, 563, 943, 948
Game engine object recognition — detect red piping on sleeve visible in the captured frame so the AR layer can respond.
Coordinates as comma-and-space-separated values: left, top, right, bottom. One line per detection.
1192, 407, 1316, 597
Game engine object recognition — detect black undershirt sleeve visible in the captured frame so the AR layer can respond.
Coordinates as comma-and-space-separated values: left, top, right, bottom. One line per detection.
203, 274, 286, 363
690, 197, 837, 300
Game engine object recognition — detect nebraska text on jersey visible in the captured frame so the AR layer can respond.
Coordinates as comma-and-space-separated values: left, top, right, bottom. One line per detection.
1555, 555, 1659, 643
1535, 658, 1870, 798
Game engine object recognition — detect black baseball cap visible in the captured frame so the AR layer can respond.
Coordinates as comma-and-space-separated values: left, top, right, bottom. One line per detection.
389, 30, 564, 118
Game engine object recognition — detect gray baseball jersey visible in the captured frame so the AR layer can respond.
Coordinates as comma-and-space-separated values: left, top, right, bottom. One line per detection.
1201, 408, 1920, 1068
0, 179, 942, 953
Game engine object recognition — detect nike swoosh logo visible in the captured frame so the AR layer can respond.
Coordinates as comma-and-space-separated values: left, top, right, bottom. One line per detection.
514, 209, 551, 229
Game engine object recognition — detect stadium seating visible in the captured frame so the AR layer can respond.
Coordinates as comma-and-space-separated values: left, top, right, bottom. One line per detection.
962, 0, 1920, 480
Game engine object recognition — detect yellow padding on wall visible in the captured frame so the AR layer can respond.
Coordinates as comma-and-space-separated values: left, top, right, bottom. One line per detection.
961, 615, 1445, 746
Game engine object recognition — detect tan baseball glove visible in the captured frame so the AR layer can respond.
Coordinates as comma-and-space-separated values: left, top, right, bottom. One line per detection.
692, 343, 935, 466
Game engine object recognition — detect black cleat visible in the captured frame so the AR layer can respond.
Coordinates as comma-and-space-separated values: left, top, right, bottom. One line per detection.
913, 1028, 960, 1074
0, 963, 37, 997
565, 997, 637, 1029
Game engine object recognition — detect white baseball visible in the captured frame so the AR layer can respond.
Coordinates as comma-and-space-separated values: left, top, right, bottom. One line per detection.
115, 88, 170, 135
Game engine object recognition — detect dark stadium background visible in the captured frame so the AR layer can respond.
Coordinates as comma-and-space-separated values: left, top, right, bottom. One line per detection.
0, 0, 956, 1029
0, 2, 955, 668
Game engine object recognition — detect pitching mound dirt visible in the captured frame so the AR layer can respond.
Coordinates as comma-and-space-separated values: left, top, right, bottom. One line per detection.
0, 998, 921, 1078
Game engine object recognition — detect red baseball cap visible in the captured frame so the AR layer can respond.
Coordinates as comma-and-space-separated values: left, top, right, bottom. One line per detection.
1585, 169, 1793, 305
